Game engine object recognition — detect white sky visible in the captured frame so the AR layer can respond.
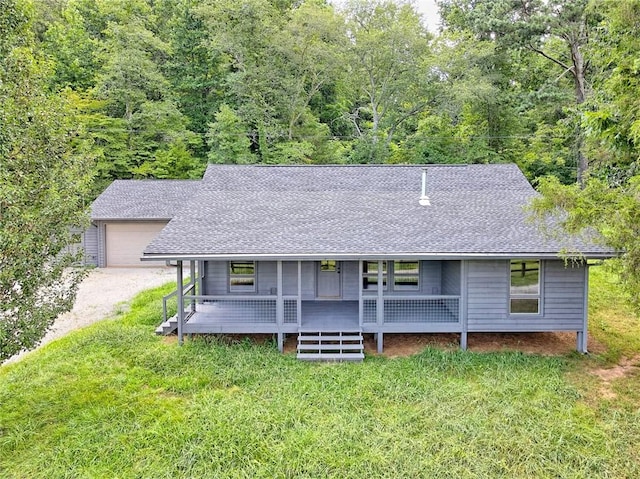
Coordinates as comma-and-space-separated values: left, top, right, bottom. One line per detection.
330, 1, 442, 33
414, 0, 440, 32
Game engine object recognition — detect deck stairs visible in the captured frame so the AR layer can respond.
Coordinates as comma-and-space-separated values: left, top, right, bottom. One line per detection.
296, 330, 365, 361
155, 314, 178, 335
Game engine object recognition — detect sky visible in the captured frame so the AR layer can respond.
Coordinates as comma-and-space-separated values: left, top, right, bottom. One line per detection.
414, 0, 441, 32
330, 1, 442, 33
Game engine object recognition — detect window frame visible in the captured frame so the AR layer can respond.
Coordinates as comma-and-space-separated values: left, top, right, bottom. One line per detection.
509, 259, 542, 315
229, 261, 257, 293
393, 260, 420, 291
362, 260, 388, 292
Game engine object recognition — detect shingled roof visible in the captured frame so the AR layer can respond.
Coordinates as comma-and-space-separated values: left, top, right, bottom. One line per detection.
91, 180, 200, 220
140, 164, 610, 259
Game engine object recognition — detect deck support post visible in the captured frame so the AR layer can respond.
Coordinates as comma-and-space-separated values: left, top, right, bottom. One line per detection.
177, 260, 184, 345
376, 260, 384, 353
577, 264, 590, 353
377, 332, 384, 354
276, 260, 284, 352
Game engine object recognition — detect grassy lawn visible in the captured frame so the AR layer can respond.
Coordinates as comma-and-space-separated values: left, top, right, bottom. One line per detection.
1, 269, 639, 478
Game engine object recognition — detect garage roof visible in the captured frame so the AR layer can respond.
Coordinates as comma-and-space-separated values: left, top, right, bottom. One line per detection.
91, 180, 200, 220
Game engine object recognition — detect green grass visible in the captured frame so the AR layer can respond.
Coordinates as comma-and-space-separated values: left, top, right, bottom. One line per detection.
1, 271, 639, 478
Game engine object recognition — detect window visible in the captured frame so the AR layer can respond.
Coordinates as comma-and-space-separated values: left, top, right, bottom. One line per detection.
320, 260, 337, 272
362, 261, 387, 291
510, 260, 540, 314
229, 261, 256, 292
393, 261, 419, 291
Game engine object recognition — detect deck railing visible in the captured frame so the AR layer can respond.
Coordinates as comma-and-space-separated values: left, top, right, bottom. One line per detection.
362, 295, 460, 324
162, 283, 197, 324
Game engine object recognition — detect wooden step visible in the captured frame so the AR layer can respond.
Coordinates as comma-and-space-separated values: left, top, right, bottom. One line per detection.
298, 335, 363, 342
296, 329, 364, 362
296, 352, 365, 362
155, 315, 178, 335
297, 343, 363, 351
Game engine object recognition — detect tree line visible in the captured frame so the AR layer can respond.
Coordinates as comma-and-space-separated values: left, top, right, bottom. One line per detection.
20, 0, 628, 193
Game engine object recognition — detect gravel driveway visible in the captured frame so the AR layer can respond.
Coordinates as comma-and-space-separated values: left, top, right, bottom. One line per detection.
7, 267, 177, 364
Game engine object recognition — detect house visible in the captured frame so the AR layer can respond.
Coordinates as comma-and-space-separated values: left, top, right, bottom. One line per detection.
144, 164, 614, 359
92, 164, 612, 359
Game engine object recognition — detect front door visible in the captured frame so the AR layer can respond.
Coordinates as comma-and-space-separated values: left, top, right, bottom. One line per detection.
316, 260, 341, 298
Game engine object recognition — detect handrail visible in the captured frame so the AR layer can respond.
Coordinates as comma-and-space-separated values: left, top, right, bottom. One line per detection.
162, 289, 178, 323
184, 294, 280, 301
361, 294, 461, 300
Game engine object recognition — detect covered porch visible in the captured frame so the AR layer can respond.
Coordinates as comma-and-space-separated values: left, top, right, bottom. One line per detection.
162, 258, 465, 353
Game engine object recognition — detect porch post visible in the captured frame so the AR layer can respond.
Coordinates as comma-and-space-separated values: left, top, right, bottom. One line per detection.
190, 260, 196, 313
577, 264, 589, 353
276, 260, 284, 352
197, 261, 204, 297
297, 260, 302, 328
358, 260, 363, 328
176, 260, 184, 345
376, 260, 384, 353
460, 260, 468, 350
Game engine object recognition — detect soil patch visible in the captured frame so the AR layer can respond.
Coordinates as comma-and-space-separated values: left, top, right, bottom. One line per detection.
590, 354, 640, 399
272, 331, 606, 357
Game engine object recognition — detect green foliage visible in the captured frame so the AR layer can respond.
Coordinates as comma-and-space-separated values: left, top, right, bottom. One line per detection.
1, 281, 640, 477
0, 0, 93, 360
206, 105, 255, 164
532, 175, 640, 309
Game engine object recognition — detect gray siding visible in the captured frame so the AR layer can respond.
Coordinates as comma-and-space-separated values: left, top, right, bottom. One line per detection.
257, 261, 276, 294
83, 224, 99, 266
543, 260, 585, 326
203, 261, 227, 295
301, 262, 315, 299
96, 221, 107, 267
466, 260, 509, 328
466, 259, 586, 332
420, 260, 441, 295
441, 260, 461, 295
283, 261, 298, 295
341, 261, 359, 300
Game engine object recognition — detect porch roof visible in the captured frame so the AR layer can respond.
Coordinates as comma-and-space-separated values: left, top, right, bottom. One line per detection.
142, 164, 613, 259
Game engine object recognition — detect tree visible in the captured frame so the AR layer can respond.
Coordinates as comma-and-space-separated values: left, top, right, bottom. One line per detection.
342, 0, 434, 163
0, 0, 93, 361
440, 0, 598, 183
530, 1, 640, 311
199, 0, 347, 163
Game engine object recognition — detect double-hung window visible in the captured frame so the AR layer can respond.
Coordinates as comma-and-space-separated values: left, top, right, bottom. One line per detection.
229, 261, 256, 292
510, 260, 540, 314
362, 261, 387, 291
393, 261, 420, 291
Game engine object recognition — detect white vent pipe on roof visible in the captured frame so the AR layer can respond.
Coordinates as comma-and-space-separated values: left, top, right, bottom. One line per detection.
419, 167, 431, 206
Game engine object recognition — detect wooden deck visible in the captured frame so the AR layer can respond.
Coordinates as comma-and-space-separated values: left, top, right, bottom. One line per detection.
301, 301, 359, 330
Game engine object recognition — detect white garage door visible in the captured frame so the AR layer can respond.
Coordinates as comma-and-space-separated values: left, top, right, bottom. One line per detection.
105, 222, 168, 267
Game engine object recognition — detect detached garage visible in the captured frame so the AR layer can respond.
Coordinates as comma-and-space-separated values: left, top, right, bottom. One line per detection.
89, 179, 199, 267
105, 221, 168, 267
